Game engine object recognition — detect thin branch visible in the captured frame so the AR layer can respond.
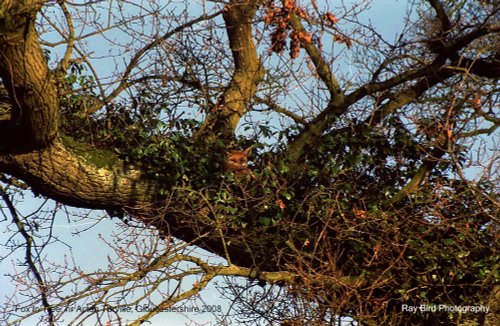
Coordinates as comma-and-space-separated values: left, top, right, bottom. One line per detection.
254, 95, 306, 125
40, 13, 151, 48
0, 185, 55, 325
91, 9, 224, 113
285, 20, 497, 162
56, 0, 75, 72
458, 125, 498, 138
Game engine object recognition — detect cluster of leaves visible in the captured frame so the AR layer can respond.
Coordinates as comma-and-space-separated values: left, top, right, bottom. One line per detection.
60, 79, 270, 195
226, 179, 498, 325
58, 62, 100, 138
386, 182, 498, 324
294, 121, 425, 205
55, 49, 497, 326
164, 117, 496, 324
264, 0, 313, 58
263, 0, 351, 58
242, 164, 496, 324
60, 76, 222, 189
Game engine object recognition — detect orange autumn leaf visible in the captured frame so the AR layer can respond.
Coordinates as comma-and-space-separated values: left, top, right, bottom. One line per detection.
276, 198, 286, 210
296, 7, 308, 19
354, 209, 367, 218
469, 94, 482, 109
324, 12, 338, 25
344, 36, 353, 48
284, 0, 294, 10
298, 31, 312, 43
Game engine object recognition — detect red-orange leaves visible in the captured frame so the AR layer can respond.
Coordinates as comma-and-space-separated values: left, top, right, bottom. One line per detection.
297, 30, 312, 43
264, 1, 344, 59
333, 34, 353, 48
289, 30, 312, 58
283, 0, 294, 10
264, 1, 312, 59
324, 12, 338, 25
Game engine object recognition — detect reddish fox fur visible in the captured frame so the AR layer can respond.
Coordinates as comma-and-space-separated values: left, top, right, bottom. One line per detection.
223, 146, 255, 177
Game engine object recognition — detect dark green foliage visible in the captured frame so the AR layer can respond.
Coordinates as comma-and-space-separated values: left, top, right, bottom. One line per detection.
56, 66, 498, 326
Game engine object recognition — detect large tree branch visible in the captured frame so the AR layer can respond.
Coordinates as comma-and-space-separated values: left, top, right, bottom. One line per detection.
383, 144, 447, 208
0, 0, 59, 150
427, 0, 452, 34
0, 139, 281, 270
287, 8, 341, 100
284, 61, 447, 162
198, 0, 264, 139
456, 56, 500, 79
0, 141, 158, 209
55, 0, 75, 73
0, 0, 285, 274
346, 23, 498, 108
367, 67, 457, 126
0, 82, 10, 120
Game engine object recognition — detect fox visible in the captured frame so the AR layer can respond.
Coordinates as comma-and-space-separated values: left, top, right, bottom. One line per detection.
223, 146, 255, 178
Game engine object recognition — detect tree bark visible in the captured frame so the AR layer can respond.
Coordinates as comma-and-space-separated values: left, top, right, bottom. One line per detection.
0, 0, 59, 151
196, 0, 264, 140
0, 141, 158, 208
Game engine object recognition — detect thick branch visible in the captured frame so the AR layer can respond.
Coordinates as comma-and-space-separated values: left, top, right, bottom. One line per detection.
0, 139, 284, 270
56, 0, 75, 72
218, 0, 265, 132
283, 61, 444, 163
288, 9, 341, 100
284, 21, 498, 162
368, 68, 456, 126
383, 146, 446, 208
427, 0, 452, 33
457, 56, 500, 79
0, 0, 59, 150
0, 141, 158, 209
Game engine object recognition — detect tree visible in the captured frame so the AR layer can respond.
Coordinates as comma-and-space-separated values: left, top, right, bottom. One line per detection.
0, 0, 499, 325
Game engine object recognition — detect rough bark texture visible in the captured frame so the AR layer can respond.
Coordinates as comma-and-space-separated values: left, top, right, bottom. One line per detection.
196, 0, 264, 140
0, 0, 58, 151
222, 0, 265, 129
0, 141, 157, 208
